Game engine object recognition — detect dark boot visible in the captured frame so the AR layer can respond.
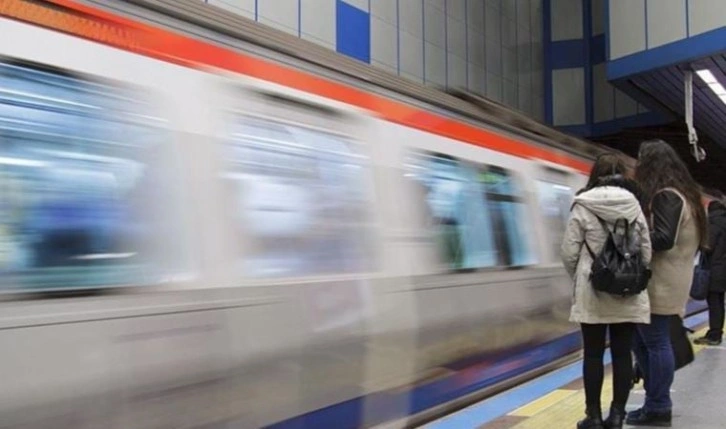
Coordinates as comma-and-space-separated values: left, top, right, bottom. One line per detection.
603, 404, 626, 429
577, 405, 604, 429
625, 407, 672, 427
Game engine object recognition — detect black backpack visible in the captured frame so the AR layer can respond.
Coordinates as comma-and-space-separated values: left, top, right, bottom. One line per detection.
581, 210, 651, 297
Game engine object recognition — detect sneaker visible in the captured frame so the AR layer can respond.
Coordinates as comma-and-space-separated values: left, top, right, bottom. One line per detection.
625, 407, 672, 427
694, 336, 722, 346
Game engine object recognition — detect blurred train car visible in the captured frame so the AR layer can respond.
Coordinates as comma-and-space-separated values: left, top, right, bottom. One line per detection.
0, 1, 706, 428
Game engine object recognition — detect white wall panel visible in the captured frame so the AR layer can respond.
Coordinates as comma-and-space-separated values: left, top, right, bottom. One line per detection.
425, 42, 447, 85
468, 0, 485, 31
486, 41, 502, 76
341, 0, 369, 12
517, 0, 530, 30
688, 0, 725, 36
372, 16, 399, 69
447, 14, 466, 58
518, 80, 532, 115
371, 0, 397, 25
448, 0, 466, 21
502, 47, 516, 81
259, 0, 299, 35
517, 44, 530, 75
551, 0, 582, 41
426, 0, 446, 12
400, 0, 424, 38
485, 3, 501, 47
646, 0, 686, 49
609, 0, 646, 59
208, 0, 255, 20
468, 63, 486, 93
424, 2, 447, 48
502, 16, 517, 49
593, 63, 614, 122
531, 0, 543, 40
301, 0, 336, 49
532, 43, 543, 96
518, 21, 531, 45
533, 95, 544, 121
487, 72, 503, 101
502, 0, 516, 20
448, 54, 467, 88
468, 28, 485, 66
503, 79, 517, 107
206, 0, 545, 119
552, 68, 585, 125
399, 30, 424, 80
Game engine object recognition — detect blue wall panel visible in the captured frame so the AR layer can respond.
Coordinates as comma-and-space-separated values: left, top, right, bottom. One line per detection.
550, 39, 586, 69
607, 26, 726, 81
336, 0, 371, 63
591, 34, 607, 65
545, 0, 668, 136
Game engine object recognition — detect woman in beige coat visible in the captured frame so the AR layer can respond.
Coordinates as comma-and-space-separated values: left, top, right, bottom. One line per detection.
561, 154, 652, 429
626, 140, 707, 427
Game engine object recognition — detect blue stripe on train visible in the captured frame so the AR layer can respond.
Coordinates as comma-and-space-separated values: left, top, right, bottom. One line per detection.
264, 301, 708, 429
264, 333, 582, 429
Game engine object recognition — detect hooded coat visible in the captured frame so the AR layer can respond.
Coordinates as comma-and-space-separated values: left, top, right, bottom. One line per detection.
707, 200, 726, 293
561, 181, 652, 324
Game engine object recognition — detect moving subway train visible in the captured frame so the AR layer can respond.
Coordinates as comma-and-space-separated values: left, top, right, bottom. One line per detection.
0, 1, 704, 428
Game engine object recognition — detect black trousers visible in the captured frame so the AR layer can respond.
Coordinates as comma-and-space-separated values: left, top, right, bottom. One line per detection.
581, 323, 635, 410
707, 291, 725, 340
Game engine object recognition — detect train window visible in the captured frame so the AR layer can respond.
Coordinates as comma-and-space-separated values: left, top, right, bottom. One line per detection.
406, 153, 497, 270
0, 62, 191, 291
224, 116, 372, 277
536, 180, 574, 262
480, 167, 535, 266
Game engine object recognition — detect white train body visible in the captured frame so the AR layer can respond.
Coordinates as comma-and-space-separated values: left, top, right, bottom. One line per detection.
0, 4, 604, 428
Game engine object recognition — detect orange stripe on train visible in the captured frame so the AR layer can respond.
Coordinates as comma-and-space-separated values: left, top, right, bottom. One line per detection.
2, 0, 592, 174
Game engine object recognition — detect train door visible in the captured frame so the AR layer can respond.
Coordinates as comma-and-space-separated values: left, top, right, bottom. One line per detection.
528, 163, 577, 318
532, 164, 576, 265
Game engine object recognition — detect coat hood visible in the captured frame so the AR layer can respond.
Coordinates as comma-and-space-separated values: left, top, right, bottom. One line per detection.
574, 185, 642, 223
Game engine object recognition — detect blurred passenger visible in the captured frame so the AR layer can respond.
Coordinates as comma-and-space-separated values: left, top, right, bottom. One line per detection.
561, 153, 652, 429
628, 139, 707, 427
695, 188, 726, 346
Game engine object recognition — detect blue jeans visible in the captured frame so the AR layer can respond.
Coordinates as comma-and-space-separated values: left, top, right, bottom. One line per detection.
633, 315, 674, 412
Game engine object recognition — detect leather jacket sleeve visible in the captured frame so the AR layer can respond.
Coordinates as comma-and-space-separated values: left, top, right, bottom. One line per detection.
650, 190, 684, 251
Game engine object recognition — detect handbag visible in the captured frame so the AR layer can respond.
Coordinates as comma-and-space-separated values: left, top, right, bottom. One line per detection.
690, 251, 710, 301
669, 315, 695, 370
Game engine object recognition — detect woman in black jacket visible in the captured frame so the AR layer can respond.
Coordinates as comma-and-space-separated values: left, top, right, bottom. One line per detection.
695, 189, 726, 345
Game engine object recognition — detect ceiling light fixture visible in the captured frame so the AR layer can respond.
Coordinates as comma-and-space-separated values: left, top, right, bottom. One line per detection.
696, 69, 726, 104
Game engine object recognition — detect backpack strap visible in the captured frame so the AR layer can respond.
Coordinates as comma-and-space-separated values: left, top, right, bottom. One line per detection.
572, 202, 610, 259
583, 238, 598, 260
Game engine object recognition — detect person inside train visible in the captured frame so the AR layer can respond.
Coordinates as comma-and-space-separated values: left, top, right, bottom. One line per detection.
561, 153, 652, 429
695, 188, 726, 346
627, 139, 708, 427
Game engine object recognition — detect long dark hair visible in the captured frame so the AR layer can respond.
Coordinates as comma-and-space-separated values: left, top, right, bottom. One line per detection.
577, 152, 640, 198
635, 139, 708, 248
585, 153, 627, 189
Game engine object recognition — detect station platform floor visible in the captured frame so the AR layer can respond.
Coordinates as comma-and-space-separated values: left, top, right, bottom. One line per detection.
424, 312, 722, 428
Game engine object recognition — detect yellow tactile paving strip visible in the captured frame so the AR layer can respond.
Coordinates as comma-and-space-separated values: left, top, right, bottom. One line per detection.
509, 389, 579, 417
481, 327, 709, 429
